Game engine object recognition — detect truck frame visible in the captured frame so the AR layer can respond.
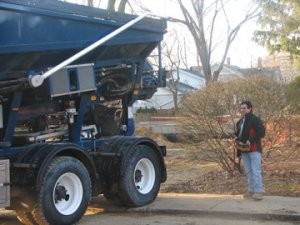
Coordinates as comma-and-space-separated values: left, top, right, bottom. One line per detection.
0, 1, 167, 224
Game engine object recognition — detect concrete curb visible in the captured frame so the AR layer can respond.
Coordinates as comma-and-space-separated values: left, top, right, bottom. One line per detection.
90, 193, 300, 222
127, 208, 300, 221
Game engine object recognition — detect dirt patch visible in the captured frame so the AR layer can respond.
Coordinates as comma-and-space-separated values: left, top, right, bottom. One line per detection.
136, 126, 300, 197
159, 146, 300, 197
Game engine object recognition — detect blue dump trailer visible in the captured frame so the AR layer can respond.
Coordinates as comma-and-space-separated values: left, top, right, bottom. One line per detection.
0, 1, 167, 224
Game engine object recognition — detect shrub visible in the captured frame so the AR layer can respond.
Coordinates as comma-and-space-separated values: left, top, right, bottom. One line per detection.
136, 107, 157, 114
178, 77, 290, 175
286, 76, 300, 114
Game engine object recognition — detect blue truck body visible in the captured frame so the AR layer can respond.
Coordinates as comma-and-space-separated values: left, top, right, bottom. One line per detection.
0, 0, 165, 77
0, 1, 167, 224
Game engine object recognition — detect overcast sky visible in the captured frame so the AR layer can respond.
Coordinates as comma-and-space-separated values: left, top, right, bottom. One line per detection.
66, 0, 268, 68
137, 0, 268, 68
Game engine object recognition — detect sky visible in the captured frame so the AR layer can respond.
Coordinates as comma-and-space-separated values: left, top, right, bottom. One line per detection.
137, 0, 269, 68
65, 0, 269, 68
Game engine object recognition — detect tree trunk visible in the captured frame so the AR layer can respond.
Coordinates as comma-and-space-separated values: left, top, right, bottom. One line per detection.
107, 0, 128, 12
118, 0, 127, 13
87, 0, 93, 7
107, 0, 116, 11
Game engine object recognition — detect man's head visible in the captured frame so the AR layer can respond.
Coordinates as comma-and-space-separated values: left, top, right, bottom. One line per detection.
240, 100, 253, 116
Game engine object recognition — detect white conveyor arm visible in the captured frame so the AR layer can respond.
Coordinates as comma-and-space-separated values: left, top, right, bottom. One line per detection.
28, 13, 164, 88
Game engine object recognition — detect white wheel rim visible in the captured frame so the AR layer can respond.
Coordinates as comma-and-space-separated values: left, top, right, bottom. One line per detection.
134, 158, 155, 194
52, 172, 83, 215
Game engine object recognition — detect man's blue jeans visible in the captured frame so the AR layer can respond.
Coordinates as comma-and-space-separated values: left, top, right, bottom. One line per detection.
241, 152, 263, 193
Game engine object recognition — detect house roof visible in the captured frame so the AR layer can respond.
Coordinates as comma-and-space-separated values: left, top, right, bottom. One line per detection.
165, 64, 283, 94
239, 66, 283, 81
211, 64, 245, 81
181, 68, 205, 78
169, 68, 206, 90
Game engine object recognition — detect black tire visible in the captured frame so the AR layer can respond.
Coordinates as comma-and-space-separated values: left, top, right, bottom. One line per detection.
118, 145, 162, 206
16, 211, 38, 225
32, 156, 91, 225
103, 191, 124, 206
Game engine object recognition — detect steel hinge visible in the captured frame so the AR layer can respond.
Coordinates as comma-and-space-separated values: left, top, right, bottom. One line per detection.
0, 182, 10, 187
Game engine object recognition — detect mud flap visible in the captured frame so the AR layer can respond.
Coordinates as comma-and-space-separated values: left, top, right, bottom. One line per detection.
0, 159, 10, 208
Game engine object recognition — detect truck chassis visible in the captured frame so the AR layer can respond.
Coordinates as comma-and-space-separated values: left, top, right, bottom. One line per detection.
0, 1, 167, 224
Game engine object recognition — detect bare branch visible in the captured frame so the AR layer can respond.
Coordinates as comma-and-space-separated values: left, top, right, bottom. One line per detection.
171, 0, 262, 84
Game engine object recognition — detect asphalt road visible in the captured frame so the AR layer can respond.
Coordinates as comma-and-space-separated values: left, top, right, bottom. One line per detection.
79, 213, 299, 225
1, 194, 299, 225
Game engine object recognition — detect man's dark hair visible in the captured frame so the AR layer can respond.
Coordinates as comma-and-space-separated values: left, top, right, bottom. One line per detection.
241, 100, 253, 109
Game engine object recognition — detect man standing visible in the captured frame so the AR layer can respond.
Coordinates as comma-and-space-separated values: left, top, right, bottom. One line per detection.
236, 101, 265, 200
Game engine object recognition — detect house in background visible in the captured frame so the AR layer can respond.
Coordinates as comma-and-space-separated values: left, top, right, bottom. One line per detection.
214, 58, 283, 82
213, 65, 245, 81
172, 68, 206, 93
240, 67, 283, 82
239, 58, 283, 82
262, 53, 298, 83
149, 87, 178, 109
133, 58, 284, 111
149, 68, 206, 109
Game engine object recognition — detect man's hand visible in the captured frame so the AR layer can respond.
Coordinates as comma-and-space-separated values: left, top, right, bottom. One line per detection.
234, 157, 240, 164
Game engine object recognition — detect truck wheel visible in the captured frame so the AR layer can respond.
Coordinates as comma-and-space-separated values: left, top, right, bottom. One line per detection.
32, 156, 91, 225
119, 145, 161, 206
16, 211, 38, 225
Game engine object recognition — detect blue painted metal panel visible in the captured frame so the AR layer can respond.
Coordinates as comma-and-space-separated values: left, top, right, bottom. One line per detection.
3, 91, 22, 144
69, 95, 90, 142
0, 0, 166, 79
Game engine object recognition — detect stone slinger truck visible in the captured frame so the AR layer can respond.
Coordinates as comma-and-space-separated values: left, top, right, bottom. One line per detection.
0, 1, 167, 224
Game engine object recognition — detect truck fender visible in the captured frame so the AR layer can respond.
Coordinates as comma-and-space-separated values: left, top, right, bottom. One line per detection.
15, 143, 99, 194
99, 136, 166, 182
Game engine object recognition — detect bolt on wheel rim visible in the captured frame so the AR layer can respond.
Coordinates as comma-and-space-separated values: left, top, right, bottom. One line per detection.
53, 172, 83, 215
134, 158, 155, 194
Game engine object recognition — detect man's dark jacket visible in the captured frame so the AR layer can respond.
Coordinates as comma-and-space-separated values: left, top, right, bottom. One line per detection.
235, 113, 265, 156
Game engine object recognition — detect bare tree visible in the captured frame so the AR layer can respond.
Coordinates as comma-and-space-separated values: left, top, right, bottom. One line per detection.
174, 0, 260, 84
160, 30, 189, 111
179, 77, 290, 175
107, 0, 129, 12
80, 0, 129, 12
87, 0, 93, 7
